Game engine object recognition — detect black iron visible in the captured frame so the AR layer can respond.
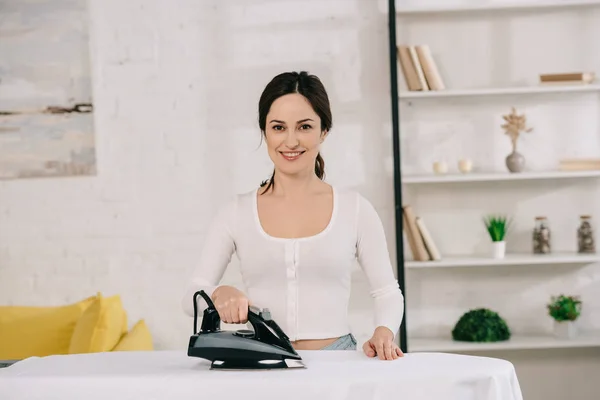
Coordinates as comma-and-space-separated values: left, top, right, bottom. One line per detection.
188, 290, 305, 370
387, 0, 408, 353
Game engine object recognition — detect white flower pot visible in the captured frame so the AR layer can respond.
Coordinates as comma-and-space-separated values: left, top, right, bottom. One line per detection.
492, 241, 506, 259
554, 320, 577, 339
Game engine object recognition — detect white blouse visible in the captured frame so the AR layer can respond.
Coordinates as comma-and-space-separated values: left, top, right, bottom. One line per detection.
181, 186, 404, 341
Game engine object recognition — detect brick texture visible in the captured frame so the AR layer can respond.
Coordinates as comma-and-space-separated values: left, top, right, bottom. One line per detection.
0, 0, 394, 349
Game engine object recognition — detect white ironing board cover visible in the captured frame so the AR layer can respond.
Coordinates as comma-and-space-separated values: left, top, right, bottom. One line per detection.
0, 350, 523, 400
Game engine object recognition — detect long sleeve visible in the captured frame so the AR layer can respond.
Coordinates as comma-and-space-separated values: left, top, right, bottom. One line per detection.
181, 198, 237, 317
355, 193, 405, 337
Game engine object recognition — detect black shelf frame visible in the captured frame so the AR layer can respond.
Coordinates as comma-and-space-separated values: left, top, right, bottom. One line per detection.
387, 0, 407, 353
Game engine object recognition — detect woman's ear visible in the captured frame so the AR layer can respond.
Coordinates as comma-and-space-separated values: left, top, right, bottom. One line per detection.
320, 130, 328, 143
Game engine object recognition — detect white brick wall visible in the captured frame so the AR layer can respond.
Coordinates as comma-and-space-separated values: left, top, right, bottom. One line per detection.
0, 0, 394, 349
1, 1, 600, 399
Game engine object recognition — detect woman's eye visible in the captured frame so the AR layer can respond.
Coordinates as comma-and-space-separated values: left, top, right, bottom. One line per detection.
273, 125, 284, 131
300, 124, 312, 130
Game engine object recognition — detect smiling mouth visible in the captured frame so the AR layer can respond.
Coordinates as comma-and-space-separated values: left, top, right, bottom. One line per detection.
280, 151, 305, 161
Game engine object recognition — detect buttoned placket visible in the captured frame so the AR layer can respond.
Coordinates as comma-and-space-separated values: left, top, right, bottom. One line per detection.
285, 240, 300, 340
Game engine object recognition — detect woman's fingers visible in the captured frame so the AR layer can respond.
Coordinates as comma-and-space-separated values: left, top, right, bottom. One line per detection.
363, 341, 376, 357
376, 341, 385, 360
230, 298, 241, 323
238, 298, 249, 323
216, 297, 251, 324
395, 346, 404, 358
211, 286, 251, 324
384, 342, 393, 360
216, 299, 233, 323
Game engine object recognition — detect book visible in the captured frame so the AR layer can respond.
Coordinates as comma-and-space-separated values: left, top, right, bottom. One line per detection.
415, 217, 441, 261
402, 205, 430, 261
539, 72, 595, 84
558, 158, 600, 171
397, 45, 424, 91
408, 46, 429, 91
415, 45, 445, 91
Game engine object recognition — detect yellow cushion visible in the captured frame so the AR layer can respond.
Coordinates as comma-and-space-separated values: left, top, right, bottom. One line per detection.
113, 319, 154, 351
68, 293, 128, 354
0, 296, 96, 359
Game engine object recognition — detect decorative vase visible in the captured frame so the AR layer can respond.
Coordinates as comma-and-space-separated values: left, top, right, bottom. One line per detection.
577, 215, 595, 254
505, 150, 525, 173
433, 161, 448, 174
553, 320, 577, 339
458, 158, 473, 173
533, 216, 551, 254
492, 241, 506, 259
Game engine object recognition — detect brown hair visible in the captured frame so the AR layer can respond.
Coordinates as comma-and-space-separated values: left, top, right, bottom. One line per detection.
258, 71, 332, 194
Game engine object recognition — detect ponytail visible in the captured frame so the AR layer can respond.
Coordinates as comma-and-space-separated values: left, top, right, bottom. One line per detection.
315, 152, 325, 180
259, 170, 276, 195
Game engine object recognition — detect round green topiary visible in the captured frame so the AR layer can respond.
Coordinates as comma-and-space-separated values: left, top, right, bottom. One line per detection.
451, 308, 511, 342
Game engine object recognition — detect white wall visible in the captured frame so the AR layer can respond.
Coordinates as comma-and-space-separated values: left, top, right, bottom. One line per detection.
1, 0, 599, 399
0, 0, 394, 348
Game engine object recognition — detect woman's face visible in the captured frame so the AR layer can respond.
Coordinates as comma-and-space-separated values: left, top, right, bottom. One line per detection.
264, 93, 326, 178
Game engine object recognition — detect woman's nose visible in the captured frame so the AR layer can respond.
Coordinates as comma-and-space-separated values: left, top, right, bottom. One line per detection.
284, 131, 299, 147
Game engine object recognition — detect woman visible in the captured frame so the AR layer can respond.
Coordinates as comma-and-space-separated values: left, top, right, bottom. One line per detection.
182, 71, 404, 360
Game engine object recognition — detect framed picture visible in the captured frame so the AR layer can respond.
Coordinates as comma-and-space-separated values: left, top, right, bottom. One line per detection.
0, 0, 96, 180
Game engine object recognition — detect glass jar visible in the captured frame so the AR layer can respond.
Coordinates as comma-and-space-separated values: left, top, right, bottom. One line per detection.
577, 215, 596, 254
533, 216, 551, 254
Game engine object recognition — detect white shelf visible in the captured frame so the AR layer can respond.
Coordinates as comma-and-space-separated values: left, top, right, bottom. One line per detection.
399, 83, 600, 99
405, 252, 600, 268
408, 332, 600, 352
397, 0, 600, 15
402, 170, 600, 184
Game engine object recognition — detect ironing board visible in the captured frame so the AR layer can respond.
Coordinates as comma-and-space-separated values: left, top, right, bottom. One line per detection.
0, 350, 523, 400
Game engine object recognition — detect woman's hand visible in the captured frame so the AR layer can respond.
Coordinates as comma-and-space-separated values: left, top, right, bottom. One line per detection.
362, 326, 404, 360
211, 285, 251, 324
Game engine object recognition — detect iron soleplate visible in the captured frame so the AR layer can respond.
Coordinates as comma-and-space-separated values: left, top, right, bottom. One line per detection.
210, 358, 306, 370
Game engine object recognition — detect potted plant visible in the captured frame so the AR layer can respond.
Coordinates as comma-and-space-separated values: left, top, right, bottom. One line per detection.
451, 308, 511, 343
483, 214, 511, 258
547, 294, 582, 339
501, 107, 533, 173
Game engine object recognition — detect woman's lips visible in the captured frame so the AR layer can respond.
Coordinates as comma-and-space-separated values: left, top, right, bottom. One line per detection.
280, 151, 305, 161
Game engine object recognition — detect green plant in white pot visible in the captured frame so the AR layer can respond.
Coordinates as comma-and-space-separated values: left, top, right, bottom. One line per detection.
483, 214, 511, 259
547, 294, 582, 339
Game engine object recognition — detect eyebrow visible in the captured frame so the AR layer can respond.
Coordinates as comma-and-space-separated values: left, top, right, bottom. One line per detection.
269, 118, 314, 124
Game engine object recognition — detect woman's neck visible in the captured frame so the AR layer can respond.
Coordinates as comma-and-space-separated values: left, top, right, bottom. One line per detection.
269, 170, 325, 198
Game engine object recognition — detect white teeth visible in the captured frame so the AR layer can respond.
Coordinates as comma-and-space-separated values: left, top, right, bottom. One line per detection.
282, 152, 301, 157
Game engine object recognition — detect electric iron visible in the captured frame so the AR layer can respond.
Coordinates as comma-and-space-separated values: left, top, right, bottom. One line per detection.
187, 290, 305, 370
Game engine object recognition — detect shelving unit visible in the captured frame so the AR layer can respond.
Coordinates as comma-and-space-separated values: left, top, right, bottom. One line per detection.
386, 0, 600, 354
396, 0, 600, 15
409, 332, 600, 352
403, 170, 600, 184
405, 252, 600, 268
399, 83, 600, 100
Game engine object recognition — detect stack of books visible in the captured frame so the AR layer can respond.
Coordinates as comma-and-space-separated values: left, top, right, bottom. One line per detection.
397, 44, 445, 92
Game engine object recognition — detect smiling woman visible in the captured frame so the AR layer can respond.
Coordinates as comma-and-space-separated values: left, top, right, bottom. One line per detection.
258, 71, 332, 194
182, 71, 405, 360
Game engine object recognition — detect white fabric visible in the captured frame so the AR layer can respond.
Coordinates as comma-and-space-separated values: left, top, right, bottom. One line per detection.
0, 351, 523, 400
181, 186, 404, 341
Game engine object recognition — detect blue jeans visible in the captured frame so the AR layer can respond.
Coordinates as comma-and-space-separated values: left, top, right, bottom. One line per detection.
321, 333, 357, 350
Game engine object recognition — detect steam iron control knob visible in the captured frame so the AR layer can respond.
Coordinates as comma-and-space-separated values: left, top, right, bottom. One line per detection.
233, 329, 254, 338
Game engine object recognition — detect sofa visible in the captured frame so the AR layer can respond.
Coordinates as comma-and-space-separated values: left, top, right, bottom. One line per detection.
0, 292, 153, 366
